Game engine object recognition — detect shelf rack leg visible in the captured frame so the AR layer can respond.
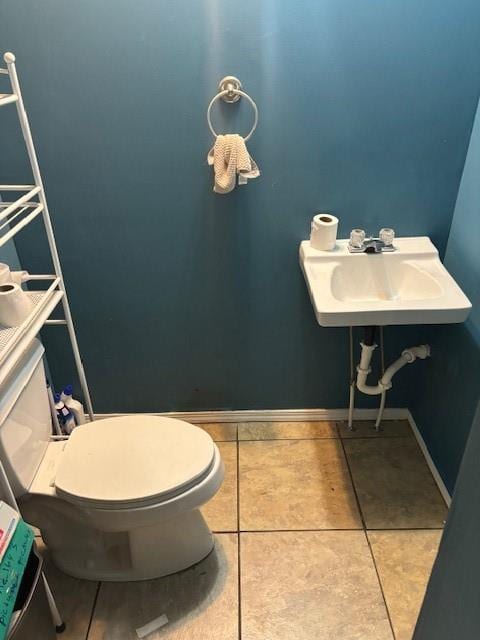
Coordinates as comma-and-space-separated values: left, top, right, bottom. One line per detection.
5, 53, 94, 421
43, 574, 66, 633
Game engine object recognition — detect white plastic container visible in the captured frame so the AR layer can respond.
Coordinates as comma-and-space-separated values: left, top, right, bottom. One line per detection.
62, 411, 76, 435
54, 393, 70, 433
60, 385, 86, 425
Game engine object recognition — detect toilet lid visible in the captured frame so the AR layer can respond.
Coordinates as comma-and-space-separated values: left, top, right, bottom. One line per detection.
54, 415, 215, 508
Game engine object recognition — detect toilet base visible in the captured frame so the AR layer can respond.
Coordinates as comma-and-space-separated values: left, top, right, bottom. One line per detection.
46, 509, 215, 582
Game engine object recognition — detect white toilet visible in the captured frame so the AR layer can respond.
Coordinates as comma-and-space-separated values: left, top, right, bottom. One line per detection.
0, 339, 224, 581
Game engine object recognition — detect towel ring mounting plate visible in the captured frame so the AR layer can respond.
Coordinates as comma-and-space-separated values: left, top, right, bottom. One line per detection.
218, 76, 242, 103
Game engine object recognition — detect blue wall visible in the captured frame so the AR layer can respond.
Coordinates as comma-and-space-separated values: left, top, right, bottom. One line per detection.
0, 241, 20, 271
414, 402, 480, 638
409, 98, 480, 493
1, 1, 480, 412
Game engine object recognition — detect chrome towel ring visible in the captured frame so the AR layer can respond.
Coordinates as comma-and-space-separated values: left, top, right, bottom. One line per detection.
207, 76, 258, 142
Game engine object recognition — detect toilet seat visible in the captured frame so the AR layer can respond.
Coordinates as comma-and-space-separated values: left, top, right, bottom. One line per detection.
54, 415, 216, 510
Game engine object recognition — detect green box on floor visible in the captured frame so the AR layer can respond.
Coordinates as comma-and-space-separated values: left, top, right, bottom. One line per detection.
0, 521, 34, 639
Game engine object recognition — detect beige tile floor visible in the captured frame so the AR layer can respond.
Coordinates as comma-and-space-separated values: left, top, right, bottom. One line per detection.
36, 420, 446, 639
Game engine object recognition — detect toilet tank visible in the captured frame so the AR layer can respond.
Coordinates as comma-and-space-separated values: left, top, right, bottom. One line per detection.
0, 340, 51, 497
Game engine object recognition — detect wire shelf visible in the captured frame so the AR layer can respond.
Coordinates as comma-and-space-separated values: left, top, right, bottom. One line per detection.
0, 276, 63, 380
0, 186, 43, 248
0, 52, 94, 419
0, 93, 18, 107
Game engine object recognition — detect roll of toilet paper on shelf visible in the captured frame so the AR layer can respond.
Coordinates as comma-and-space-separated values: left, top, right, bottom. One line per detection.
0, 282, 33, 327
0, 263, 29, 285
310, 213, 339, 251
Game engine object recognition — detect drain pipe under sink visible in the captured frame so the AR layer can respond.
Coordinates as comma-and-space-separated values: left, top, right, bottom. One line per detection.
353, 327, 430, 429
357, 342, 430, 395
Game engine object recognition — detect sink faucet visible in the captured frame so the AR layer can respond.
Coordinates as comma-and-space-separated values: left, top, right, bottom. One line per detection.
348, 228, 396, 253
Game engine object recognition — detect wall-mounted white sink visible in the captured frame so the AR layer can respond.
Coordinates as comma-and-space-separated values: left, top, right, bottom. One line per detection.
300, 236, 471, 327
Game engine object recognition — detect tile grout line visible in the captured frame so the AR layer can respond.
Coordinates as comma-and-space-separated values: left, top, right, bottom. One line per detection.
236, 425, 242, 640
211, 419, 413, 444
215, 528, 365, 534
238, 436, 339, 442
231, 435, 414, 444
84, 581, 102, 640
335, 421, 396, 640
337, 434, 414, 441
364, 531, 397, 640
335, 421, 367, 530
211, 526, 445, 534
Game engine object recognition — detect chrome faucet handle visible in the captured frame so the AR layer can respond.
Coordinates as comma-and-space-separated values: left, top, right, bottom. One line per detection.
379, 228, 395, 246
349, 228, 366, 248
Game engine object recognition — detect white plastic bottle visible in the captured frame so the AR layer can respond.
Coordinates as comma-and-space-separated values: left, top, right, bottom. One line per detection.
60, 384, 86, 425
54, 393, 72, 435
62, 410, 76, 435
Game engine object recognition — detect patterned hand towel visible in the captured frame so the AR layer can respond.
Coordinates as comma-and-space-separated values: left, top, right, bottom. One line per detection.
207, 134, 260, 194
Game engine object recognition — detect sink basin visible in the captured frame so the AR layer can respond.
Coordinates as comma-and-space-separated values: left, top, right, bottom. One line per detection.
299, 236, 471, 327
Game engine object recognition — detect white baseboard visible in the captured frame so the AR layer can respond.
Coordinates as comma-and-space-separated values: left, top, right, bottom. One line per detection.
405, 409, 451, 507
93, 406, 409, 423
92, 406, 450, 507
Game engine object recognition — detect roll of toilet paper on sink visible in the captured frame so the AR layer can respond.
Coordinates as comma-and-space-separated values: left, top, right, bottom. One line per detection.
310, 213, 339, 251
0, 282, 33, 327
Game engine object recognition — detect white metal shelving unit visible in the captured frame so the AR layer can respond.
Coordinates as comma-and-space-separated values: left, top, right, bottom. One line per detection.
0, 52, 93, 419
